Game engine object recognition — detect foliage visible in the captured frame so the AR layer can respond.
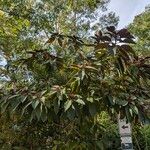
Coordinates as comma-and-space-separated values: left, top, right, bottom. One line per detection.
0, 112, 149, 149
0, 112, 121, 150
0, 0, 118, 36
1, 25, 150, 123
0, 1, 150, 149
128, 6, 150, 149
129, 5, 150, 56
0, 1, 120, 149
132, 125, 150, 150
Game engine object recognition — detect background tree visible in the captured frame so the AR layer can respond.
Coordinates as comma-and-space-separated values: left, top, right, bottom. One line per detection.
128, 5, 150, 150
128, 5, 150, 117
129, 5, 150, 56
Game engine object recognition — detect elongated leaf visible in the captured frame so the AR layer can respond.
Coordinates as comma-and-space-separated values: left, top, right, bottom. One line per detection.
89, 103, 97, 116
8, 95, 19, 100
29, 111, 35, 122
95, 43, 109, 49
46, 36, 55, 44
76, 99, 85, 105
35, 104, 42, 121
130, 105, 138, 115
58, 38, 63, 47
64, 100, 72, 111
85, 66, 98, 72
11, 99, 21, 112
32, 100, 39, 109
107, 95, 115, 106
54, 99, 60, 114
21, 101, 32, 116
41, 107, 47, 122
125, 106, 132, 122
122, 38, 136, 44
120, 45, 136, 56
117, 57, 126, 73
1, 101, 10, 113
81, 69, 85, 80
21, 95, 28, 103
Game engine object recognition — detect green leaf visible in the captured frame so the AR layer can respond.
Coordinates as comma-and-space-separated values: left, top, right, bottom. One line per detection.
45, 91, 57, 108
130, 65, 139, 76
41, 90, 47, 96
85, 66, 98, 72
32, 100, 39, 109
87, 97, 93, 103
52, 145, 57, 150
49, 91, 58, 99
45, 100, 51, 108
116, 99, 128, 106
29, 111, 35, 122
1, 101, 9, 113
21, 101, 32, 116
64, 100, 72, 111
41, 107, 47, 122
89, 103, 97, 116
71, 77, 80, 92
76, 99, 85, 105
129, 108, 133, 117
130, 105, 138, 114
54, 99, 60, 114
8, 95, 19, 100
81, 69, 85, 80
67, 108, 75, 120
125, 106, 132, 122
35, 104, 42, 121
138, 110, 146, 123
107, 95, 115, 106
21, 95, 28, 103
96, 141, 105, 150
11, 99, 21, 112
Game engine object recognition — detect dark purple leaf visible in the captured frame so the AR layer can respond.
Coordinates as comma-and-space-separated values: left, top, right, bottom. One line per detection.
106, 26, 115, 33
122, 38, 136, 44
58, 38, 63, 47
120, 45, 136, 56
46, 36, 55, 44
101, 36, 111, 42
117, 29, 134, 39
95, 43, 109, 49
120, 45, 133, 51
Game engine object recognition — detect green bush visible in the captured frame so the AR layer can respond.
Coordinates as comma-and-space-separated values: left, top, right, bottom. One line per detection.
132, 125, 150, 150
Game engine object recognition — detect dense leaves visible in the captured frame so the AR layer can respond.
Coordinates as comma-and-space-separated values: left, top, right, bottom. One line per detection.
129, 5, 150, 56
1, 26, 150, 124
0, 1, 150, 149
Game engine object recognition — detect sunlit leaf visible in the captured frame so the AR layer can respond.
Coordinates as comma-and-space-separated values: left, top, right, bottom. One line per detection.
64, 100, 72, 111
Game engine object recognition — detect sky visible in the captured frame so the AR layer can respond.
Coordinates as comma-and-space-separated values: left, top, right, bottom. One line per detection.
108, 0, 150, 28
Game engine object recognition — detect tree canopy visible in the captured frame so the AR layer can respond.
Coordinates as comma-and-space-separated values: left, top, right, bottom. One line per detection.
0, 1, 150, 149
129, 5, 150, 56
